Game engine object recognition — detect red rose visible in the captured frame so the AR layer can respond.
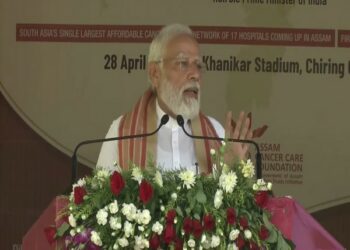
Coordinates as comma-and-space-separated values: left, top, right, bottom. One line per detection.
239, 216, 249, 229
183, 217, 193, 235
163, 224, 176, 244
149, 233, 160, 249
44, 226, 56, 245
259, 225, 269, 240
236, 235, 245, 249
166, 209, 176, 224
255, 191, 269, 208
174, 238, 183, 250
73, 186, 87, 205
227, 207, 236, 225
110, 171, 125, 196
192, 219, 203, 239
203, 213, 215, 231
139, 180, 153, 204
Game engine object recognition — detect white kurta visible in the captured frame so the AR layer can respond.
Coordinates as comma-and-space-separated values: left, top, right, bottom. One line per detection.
97, 102, 224, 171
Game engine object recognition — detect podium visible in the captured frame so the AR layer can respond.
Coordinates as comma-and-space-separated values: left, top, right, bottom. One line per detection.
23, 196, 344, 249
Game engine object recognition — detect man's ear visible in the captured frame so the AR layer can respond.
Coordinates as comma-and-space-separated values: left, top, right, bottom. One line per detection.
148, 62, 161, 89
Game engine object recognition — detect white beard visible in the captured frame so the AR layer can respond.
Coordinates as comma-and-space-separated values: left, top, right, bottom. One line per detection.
158, 79, 200, 120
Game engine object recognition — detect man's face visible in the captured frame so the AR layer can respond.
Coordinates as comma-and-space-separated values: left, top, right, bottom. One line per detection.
156, 34, 204, 119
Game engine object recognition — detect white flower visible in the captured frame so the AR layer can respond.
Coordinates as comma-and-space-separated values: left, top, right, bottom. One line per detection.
124, 221, 134, 238
135, 235, 149, 249
244, 229, 252, 239
241, 159, 255, 178
152, 221, 164, 235
70, 229, 76, 236
219, 171, 237, 193
255, 179, 271, 191
136, 209, 151, 225
122, 203, 137, 221
109, 200, 119, 214
109, 216, 121, 230
171, 193, 177, 200
188, 239, 196, 248
135, 210, 142, 224
153, 171, 163, 187
210, 235, 221, 248
257, 179, 265, 185
118, 237, 129, 247
81, 214, 87, 220
96, 209, 108, 225
227, 243, 239, 250
68, 214, 76, 227
91, 231, 102, 246
131, 167, 143, 184
201, 236, 211, 249
210, 148, 216, 155
214, 189, 223, 209
97, 169, 109, 179
77, 178, 86, 186
179, 170, 196, 189
229, 229, 240, 241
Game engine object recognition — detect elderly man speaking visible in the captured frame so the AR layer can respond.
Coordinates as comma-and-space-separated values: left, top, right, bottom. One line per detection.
97, 24, 252, 173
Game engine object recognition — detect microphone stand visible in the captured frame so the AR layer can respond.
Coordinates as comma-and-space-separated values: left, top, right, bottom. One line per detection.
176, 115, 262, 179
71, 114, 169, 186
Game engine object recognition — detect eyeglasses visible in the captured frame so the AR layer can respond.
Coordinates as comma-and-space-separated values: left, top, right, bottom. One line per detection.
156, 56, 206, 73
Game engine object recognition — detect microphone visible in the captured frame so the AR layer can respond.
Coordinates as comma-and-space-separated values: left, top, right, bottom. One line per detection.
71, 114, 169, 185
176, 115, 262, 179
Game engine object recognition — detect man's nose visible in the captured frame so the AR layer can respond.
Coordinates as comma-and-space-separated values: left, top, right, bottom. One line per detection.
187, 62, 201, 81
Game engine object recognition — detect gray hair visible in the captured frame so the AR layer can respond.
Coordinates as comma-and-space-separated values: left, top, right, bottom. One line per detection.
148, 24, 194, 63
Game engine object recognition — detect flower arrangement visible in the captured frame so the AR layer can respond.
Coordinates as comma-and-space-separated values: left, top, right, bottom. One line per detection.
48, 145, 294, 249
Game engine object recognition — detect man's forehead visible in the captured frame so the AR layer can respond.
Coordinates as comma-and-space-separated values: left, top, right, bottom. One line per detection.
164, 34, 200, 57
173, 52, 201, 60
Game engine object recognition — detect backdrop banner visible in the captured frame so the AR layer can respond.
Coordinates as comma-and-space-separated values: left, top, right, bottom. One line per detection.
1, 0, 349, 212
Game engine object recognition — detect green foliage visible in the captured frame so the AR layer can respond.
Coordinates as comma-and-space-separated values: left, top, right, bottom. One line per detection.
54, 143, 294, 249
56, 222, 70, 237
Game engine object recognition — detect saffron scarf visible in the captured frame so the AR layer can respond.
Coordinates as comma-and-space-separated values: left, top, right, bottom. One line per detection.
118, 88, 221, 173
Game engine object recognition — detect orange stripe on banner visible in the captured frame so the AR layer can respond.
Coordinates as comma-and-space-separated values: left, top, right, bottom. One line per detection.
15, 23, 336, 47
